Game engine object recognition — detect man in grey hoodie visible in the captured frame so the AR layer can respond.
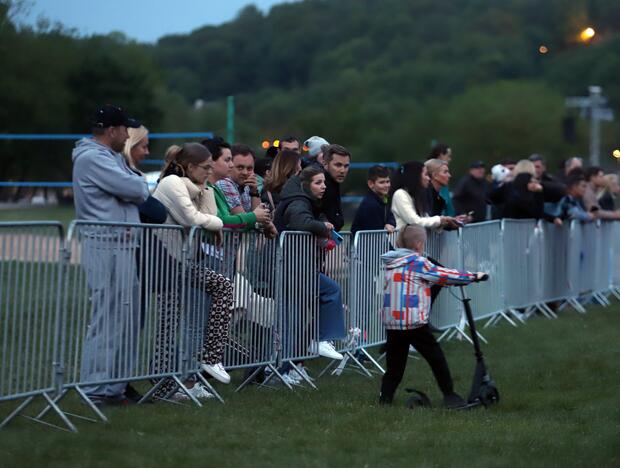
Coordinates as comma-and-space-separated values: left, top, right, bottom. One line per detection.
72, 105, 149, 405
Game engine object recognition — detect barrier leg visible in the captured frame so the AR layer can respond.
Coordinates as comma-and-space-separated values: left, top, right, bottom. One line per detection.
0, 396, 36, 430
172, 375, 202, 407
235, 365, 266, 393
537, 303, 558, 319
330, 351, 373, 378
195, 373, 225, 404
568, 297, 587, 314
20, 393, 78, 433
289, 362, 318, 388
260, 363, 294, 390
359, 347, 385, 374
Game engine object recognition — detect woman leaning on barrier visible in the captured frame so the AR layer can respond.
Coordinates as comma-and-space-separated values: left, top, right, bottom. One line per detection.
149, 142, 235, 400
273, 165, 347, 361
390, 161, 460, 231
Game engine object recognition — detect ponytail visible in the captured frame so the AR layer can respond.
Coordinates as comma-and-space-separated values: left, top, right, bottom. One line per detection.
159, 143, 212, 180
160, 145, 185, 179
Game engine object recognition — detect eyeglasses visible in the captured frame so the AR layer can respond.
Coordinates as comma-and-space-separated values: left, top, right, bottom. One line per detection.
196, 164, 212, 170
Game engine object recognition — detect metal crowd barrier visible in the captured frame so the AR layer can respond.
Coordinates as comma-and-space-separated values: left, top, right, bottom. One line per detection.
2, 218, 619, 431
0, 222, 68, 430
57, 222, 188, 413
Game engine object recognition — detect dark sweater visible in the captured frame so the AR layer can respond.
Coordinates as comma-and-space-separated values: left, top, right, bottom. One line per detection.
322, 173, 344, 232
351, 190, 396, 235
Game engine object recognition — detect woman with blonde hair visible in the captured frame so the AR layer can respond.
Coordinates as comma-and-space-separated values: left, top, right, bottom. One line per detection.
120, 125, 166, 224
598, 173, 620, 210
122, 125, 150, 171
150, 143, 235, 400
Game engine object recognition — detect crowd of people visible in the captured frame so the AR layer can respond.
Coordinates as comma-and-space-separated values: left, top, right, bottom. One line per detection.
72, 104, 619, 408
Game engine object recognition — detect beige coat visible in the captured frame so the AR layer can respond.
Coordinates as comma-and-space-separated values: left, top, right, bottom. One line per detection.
153, 175, 223, 231
152, 175, 223, 260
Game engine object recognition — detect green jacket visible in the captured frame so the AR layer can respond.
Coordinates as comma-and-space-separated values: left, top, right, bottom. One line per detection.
209, 182, 257, 231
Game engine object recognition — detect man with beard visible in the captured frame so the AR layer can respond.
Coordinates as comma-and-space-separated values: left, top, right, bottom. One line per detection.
321, 144, 351, 232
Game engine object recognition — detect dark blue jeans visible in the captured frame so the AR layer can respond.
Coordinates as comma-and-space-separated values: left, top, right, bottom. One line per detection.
319, 273, 346, 341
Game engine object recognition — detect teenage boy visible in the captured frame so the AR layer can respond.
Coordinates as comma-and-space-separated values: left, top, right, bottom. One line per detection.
351, 165, 396, 235
379, 224, 486, 408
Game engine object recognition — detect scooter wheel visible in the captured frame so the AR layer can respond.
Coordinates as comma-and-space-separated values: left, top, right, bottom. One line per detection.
480, 385, 500, 407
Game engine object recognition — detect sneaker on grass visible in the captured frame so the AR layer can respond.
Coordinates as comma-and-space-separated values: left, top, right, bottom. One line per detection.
172, 383, 214, 401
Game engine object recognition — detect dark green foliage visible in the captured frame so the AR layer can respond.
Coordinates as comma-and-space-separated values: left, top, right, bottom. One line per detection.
1, 0, 620, 181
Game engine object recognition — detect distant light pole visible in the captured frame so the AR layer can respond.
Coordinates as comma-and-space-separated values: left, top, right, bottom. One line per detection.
565, 86, 614, 166
227, 95, 235, 143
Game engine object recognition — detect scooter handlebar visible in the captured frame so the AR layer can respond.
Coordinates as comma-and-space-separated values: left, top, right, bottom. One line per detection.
474, 273, 489, 282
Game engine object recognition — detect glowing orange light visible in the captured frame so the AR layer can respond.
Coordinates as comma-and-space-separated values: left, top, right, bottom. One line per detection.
302, 145, 309, 152
539, 45, 548, 54
613, 149, 620, 159
273, 139, 280, 148
579, 27, 595, 42
261, 140, 270, 149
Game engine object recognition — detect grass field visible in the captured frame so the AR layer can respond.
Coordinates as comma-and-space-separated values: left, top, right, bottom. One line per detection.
1, 302, 619, 467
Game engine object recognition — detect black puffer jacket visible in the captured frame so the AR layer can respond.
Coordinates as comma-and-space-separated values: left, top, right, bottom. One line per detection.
273, 175, 329, 236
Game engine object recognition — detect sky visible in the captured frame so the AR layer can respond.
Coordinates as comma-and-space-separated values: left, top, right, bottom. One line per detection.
19, 0, 292, 43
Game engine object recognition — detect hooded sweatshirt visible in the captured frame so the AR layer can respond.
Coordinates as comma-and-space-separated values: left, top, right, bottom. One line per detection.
72, 138, 149, 223
381, 248, 476, 330
273, 175, 329, 236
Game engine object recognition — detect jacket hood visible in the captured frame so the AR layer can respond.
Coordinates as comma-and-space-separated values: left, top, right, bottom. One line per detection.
72, 137, 114, 163
279, 175, 321, 207
381, 248, 421, 269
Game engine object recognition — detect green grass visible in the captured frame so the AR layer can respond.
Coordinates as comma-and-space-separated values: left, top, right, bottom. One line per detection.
0, 206, 75, 230
1, 303, 620, 467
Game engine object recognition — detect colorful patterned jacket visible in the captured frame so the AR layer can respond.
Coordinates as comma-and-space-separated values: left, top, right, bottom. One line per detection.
381, 248, 477, 330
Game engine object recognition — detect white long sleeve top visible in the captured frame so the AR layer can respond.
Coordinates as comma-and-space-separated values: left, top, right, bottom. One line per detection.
391, 188, 442, 230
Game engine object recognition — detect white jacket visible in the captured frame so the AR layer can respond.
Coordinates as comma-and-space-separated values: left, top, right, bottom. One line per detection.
153, 175, 223, 231
391, 189, 441, 229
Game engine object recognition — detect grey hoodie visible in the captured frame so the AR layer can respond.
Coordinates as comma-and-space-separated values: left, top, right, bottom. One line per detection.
72, 138, 149, 223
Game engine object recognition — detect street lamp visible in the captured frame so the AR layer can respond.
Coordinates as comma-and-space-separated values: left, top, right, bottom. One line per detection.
579, 27, 596, 42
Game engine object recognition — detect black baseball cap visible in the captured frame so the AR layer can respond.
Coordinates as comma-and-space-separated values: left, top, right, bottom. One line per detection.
91, 104, 140, 129
470, 160, 486, 169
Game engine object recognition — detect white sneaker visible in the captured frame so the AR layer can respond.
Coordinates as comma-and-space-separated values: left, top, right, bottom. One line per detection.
281, 372, 301, 386
309, 340, 343, 360
201, 362, 231, 384
296, 364, 314, 382
172, 383, 214, 401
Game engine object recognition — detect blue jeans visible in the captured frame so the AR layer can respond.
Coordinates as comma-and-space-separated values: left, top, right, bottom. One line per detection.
319, 273, 346, 341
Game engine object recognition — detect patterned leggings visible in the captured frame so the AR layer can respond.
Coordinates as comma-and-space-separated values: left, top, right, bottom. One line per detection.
151, 263, 234, 399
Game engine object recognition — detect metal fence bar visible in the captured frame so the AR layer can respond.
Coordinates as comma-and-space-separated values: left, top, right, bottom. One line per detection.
0, 222, 69, 430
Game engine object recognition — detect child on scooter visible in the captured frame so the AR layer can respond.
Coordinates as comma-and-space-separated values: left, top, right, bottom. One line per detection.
379, 224, 487, 407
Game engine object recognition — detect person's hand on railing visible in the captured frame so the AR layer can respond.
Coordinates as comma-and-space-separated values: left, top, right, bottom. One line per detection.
324, 221, 334, 232
263, 222, 278, 239
253, 204, 271, 224
553, 217, 563, 227
213, 230, 223, 247
384, 224, 395, 233
440, 216, 460, 230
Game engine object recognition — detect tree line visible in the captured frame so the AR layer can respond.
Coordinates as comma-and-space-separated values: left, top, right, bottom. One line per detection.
1, 0, 619, 182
